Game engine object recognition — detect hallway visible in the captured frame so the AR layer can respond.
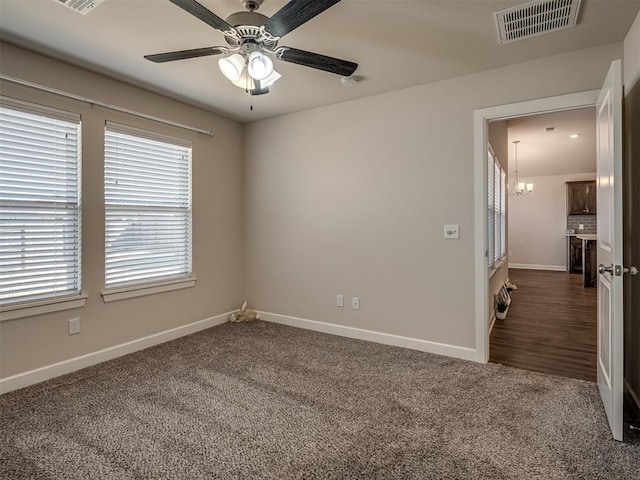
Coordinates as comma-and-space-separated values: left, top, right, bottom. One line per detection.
490, 269, 597, 381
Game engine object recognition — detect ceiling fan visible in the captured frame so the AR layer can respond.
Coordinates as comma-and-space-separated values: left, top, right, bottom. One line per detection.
145, 0, 358, 95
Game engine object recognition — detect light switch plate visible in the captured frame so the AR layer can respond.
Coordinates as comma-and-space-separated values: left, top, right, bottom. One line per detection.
444, 225, 460, 239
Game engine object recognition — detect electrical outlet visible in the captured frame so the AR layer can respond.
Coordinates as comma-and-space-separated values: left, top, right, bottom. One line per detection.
68, 318, 80, 335
352, 297, 360, 310
336, 294, 344, 307
579, 224, 584, 230
444, 224, 460, 239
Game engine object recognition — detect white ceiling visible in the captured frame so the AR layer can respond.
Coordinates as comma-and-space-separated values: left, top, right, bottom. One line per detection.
506, 107, 596, 177
0, 0, 638, 123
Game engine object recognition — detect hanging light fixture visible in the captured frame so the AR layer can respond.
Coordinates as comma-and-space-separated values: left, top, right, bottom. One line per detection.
218, 49, 280, 95
508, 140, 533, 196
247, 51, 273, 80
218, 54, 245, 82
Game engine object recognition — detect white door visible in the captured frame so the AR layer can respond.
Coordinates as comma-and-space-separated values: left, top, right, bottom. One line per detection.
596, 60, 624, 441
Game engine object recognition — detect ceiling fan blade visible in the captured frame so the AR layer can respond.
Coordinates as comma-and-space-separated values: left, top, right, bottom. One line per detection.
169, 0, 235, 34
278, 47, 357, 76
263, 0, 343, 38
144, 47, 226, 63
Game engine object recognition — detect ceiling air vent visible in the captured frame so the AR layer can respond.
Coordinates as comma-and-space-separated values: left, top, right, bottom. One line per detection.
57, 0, 105, 15
495, 0, 581, 45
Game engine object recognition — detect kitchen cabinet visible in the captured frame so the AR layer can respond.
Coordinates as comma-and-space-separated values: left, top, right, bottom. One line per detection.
568, 236, 583, 273
583, 239, 597, 288
568, 234, 597, 287
567, 181, 596, 215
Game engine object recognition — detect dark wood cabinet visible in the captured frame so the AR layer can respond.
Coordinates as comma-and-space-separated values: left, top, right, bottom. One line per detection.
569, 236, 582, 273
584, 240, 597, 288
567, 181, 596, 215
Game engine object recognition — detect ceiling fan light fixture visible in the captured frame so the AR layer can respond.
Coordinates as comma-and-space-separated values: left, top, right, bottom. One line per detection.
260, 69, 281, 88
233, 69, 255, 90
144, 0, 358, 102
232, 68, 280, 92
247, 51, 273, 80
218, 54, 245, 82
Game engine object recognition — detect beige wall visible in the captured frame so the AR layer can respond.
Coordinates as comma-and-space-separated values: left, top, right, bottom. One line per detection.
623, 12, 640, 413
243, 43, 623, 350
488, 120, 509, 326
508, 172, 596, 269
0, 43, 244, 379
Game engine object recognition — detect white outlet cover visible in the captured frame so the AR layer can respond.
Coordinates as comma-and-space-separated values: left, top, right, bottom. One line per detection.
444, 224, 460, 239
352, 297, 360, 310
336, 294, 344, 307
68, 318, 80, 335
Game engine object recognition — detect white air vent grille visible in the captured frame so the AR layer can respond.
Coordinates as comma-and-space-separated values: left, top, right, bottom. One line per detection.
495, 0, 581, 44
57, 0, 105, 15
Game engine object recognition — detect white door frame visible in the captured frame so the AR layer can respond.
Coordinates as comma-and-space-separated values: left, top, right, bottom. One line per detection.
473, 90, 600, 363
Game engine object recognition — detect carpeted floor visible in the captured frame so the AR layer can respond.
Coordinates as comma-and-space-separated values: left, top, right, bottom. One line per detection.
1, 321, 639, 479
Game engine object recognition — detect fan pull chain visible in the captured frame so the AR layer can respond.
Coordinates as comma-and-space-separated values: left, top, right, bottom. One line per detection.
244, 73, 254, 111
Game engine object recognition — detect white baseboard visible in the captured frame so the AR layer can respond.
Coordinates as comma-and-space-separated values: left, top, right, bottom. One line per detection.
0, 311, 232, 395
259, 311, 480, 363
509, 263, 566, 271
625, 378, 640, 418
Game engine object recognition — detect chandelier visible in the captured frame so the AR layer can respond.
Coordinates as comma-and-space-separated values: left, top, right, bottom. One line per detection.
508, 140, 533, 196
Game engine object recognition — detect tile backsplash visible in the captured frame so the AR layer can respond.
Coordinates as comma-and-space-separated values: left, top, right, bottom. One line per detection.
567, 215, 597, 234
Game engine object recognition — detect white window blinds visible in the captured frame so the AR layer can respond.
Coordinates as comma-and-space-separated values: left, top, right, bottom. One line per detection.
487, 148, 495, 267
493, 162, 501, 264
500, 169, 506, 259
104, 123, 192, 289
487, 144, 506, 269
0, 97, 81, 305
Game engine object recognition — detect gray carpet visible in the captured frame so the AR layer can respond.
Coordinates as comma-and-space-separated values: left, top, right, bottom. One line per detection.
1, 321, 638, 479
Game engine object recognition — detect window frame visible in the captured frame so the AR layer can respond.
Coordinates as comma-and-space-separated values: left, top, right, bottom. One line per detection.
101, 122, 195, 302
0, 97, 86, 320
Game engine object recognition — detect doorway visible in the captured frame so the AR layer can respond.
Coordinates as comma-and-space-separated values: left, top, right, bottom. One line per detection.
472, 90, 600, 364
487, 108, 598, 381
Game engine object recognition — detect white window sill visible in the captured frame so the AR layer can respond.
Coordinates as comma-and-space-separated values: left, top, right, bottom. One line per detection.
101, 277, 197, 303
0, 294, 88, 322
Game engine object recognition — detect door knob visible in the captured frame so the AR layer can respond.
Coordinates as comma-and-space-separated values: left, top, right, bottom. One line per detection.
598, 264, 613, 274
623, 266, 639, 276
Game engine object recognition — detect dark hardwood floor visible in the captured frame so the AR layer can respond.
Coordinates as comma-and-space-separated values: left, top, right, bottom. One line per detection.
490, 269, 597, 382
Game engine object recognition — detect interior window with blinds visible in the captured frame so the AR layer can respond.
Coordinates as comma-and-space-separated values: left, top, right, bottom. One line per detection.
104, 123, 192, 289
0, 98, 82, 305
487, 144, 506, 269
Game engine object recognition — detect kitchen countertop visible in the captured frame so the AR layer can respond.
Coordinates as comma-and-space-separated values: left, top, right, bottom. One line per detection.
576, 234, 597, 241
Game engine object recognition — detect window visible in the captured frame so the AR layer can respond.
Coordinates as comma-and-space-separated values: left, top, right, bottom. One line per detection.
500, 169, 506, 260
0, 97, 82, 307
104, 123, 192, 293
487, 144, 506, 269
